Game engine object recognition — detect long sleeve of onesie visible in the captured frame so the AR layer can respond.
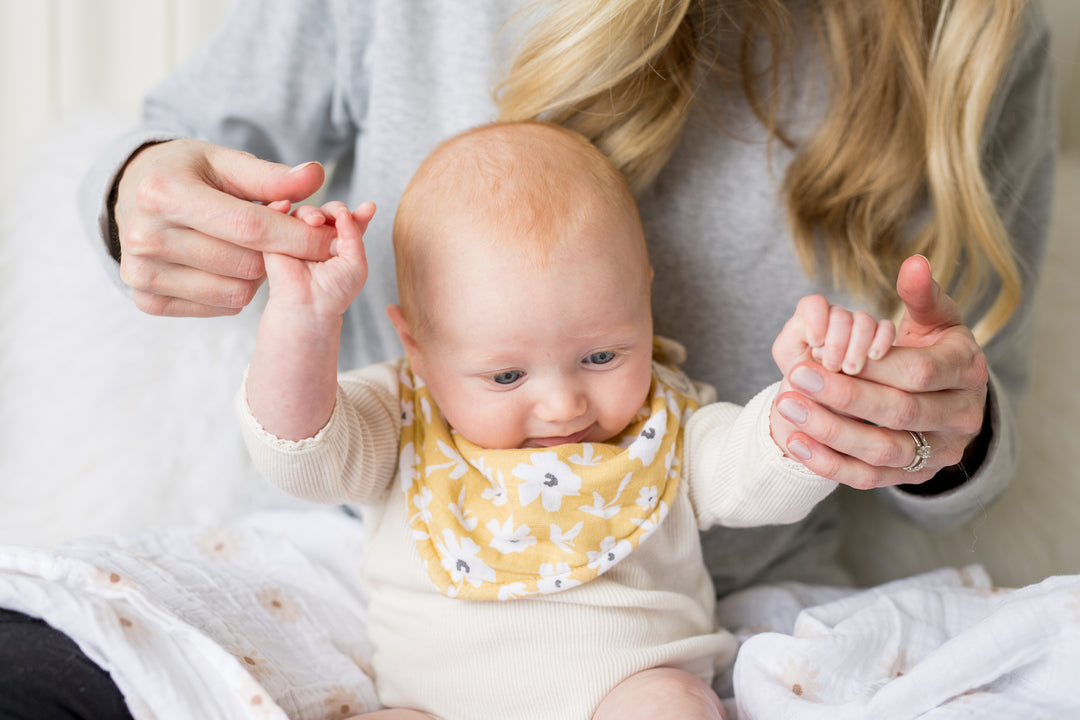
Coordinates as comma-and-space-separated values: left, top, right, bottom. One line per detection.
236, 362, 402, 506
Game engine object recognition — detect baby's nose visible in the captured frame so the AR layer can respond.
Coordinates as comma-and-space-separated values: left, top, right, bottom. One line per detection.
535, 381, 587, 423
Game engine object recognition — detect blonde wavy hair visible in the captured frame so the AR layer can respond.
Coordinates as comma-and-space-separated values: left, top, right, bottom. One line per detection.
495, 0, 1027, 342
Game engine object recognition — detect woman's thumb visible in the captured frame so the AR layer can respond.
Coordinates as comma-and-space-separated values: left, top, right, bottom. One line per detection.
896, 255, 962, 339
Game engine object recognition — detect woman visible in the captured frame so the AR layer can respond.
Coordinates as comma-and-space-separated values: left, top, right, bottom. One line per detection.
6, 0, 1055, 716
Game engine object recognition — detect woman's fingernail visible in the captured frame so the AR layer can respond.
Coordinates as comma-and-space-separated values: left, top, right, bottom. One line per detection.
791, 366, 825, 393
788, 440, 812, 461
777, 398, 808, 425
287, 161, 318, 174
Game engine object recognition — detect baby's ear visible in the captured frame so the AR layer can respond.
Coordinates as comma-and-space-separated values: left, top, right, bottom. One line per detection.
386, 304, 423, 372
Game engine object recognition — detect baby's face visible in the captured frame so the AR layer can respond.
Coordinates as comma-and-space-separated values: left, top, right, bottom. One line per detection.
410, 210, 654, 451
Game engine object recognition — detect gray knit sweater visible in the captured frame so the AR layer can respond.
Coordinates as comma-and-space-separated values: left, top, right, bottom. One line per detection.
81, 0, 1056, 593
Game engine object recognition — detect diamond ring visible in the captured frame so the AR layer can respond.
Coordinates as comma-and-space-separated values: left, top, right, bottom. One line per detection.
901, 431, 931, 472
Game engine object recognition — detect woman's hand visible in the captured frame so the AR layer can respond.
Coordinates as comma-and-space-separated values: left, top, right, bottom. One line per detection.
113, 139, 336, 317
772, 256, 989, 489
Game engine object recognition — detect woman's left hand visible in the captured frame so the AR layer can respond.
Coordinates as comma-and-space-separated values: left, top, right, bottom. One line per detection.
773, 255, 989, 490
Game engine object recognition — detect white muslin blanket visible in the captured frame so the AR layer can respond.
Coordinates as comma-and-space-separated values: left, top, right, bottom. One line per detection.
0, 511, 380, 720
718, 566, 1080, 719
2, 510, 1079, 719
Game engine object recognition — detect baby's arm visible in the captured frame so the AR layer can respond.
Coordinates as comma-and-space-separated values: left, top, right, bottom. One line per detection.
770, 295, 895, 459
245, 201, 376, 441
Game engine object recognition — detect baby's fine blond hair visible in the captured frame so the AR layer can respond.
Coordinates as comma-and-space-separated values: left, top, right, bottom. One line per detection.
393, 121, 648, 338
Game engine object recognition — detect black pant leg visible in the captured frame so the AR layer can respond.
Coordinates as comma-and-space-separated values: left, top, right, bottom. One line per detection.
0, 609, 133, 720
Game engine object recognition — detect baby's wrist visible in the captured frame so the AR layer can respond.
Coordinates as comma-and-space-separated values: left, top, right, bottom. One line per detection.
262, 298, 346, 338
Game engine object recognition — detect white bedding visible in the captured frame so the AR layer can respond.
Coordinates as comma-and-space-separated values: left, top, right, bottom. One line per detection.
1, 113, 1079, 718
721, 569, 1080, 718
0, 511, 378, 720
1, 510, 1078, 719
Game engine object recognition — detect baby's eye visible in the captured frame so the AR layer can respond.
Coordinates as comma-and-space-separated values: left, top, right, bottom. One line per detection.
585, 351, 616, 365
492, 370, 524, 385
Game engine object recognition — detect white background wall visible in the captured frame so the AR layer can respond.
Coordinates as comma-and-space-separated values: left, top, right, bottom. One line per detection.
0, 0, 235, 197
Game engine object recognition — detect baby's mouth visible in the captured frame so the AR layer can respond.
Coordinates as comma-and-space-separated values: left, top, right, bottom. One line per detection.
526, 425, 593, 448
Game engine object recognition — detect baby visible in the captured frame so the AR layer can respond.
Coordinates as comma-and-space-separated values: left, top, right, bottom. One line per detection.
238, 121, 895, 720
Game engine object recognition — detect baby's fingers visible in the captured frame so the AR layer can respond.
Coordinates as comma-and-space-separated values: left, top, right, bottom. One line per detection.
867, 319, 896, 361
326, 202, 376, 261
814, 309, 895, 375
293, 204, 328, 227
835, 311, 880, 375
773, 294, 830, 374
352, 201, 376, 233
816, 306, 854, 372
266, 200, 329, 228
834, 314, 895, 375
795, 295, 830, 349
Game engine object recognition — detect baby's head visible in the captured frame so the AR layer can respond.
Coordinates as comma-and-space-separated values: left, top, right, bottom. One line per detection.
388, 121, 655, 450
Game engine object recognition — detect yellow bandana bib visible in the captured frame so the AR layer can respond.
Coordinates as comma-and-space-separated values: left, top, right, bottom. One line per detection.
397, 352, 699, 600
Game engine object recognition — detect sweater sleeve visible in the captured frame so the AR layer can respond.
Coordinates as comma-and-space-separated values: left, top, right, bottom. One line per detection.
878, 2, 1056, 530
78, 0, 367, 278
684, 382, 836, 530
236, 361, 402, 505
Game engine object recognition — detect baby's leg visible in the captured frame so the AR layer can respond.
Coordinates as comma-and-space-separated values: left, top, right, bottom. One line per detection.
592, 667, 727, 720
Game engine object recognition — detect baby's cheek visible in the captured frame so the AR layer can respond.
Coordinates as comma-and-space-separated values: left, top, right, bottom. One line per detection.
457, 403, 527, 450
610, 372, 652, 432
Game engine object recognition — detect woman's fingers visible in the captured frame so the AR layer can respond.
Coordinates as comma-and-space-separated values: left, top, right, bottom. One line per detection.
121, 250, 265, 316
774, 387, 976, 489
843, 332, 988, 394
161, 178, 336, 259
786, 362, 985, 435
123, 224, 269, 280
129, 270, 264, 317
782, 426, 943, 489
130, 289, 245, 318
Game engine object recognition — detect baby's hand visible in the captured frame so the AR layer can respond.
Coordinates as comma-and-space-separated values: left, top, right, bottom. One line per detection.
262, 200, 376, 318
773, 295, 895, 377
770, 296, 894, 463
